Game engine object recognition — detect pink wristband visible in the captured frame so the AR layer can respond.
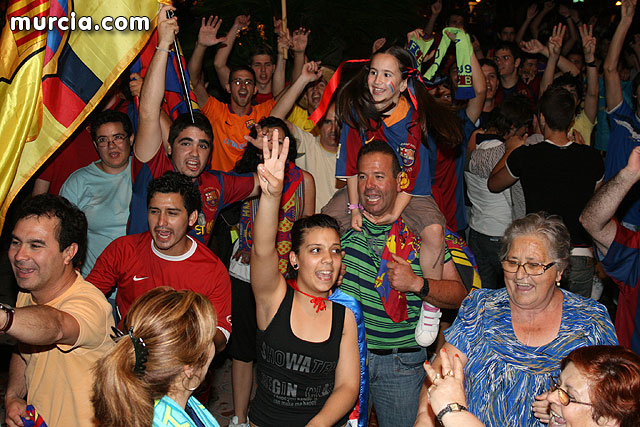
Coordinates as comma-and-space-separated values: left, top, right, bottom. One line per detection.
348, 203, 363, 211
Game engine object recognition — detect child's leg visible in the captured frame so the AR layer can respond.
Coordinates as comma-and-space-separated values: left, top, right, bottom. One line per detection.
402, 196, 446, 279
419, 224, 445, 280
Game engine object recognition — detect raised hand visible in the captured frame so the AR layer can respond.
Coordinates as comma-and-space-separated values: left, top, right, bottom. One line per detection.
257, 129, 289, 197
273, 16, 283, 35
373, 36, 387, 53
431, 0, 442, 16
548, 23, 566, 56
526, 3, 538, 20
292, 27, 310, 53
129, 73, 143, 97
520, 39, 545, 55
277, 29, 292, 54
234, 14, 250, 31
157, 5, 178, 48
243, 124, 264, 149
622, 0, 637, 19
197, 15, 226, 47
578, 24, 596, 62
301, 61, 323, 83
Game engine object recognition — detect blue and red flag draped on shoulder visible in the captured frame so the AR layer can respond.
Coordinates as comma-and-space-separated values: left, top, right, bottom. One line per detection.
0, 0, 160, 228
128, 29, 198, 129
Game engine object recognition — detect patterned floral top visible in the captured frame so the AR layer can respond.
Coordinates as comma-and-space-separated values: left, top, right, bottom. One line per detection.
444, 288, 617, 427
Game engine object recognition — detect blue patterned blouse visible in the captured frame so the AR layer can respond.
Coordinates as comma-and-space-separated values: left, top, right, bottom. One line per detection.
444, 288, 618, 427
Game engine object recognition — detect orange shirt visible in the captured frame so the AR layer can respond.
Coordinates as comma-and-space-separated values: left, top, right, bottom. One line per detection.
201, 97, 276, 172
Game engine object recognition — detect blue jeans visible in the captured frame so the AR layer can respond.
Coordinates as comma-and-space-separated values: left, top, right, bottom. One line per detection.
368, 348, 427, 427
468, 228, 504, 289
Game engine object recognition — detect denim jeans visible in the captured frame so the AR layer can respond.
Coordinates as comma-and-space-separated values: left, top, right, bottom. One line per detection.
367, 348, 427, 427
564, 255, 595, 298
468, 228, 504, 289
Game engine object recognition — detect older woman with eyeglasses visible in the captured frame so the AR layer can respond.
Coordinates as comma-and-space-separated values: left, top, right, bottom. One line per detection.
416, 345, 640, 427
420, 212, 618, 427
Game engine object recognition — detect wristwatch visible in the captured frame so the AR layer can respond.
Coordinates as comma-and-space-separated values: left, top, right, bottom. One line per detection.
0, 303, 15, 333
418, 278, 430, 298
437, 403, 468, 422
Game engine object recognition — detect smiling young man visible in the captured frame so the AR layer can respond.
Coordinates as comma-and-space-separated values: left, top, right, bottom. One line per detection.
59, 111, 133, 276
130, 7, 259, 244
87, 171, 231, 351
3, 194, 113, 427
189, 16, 277, 172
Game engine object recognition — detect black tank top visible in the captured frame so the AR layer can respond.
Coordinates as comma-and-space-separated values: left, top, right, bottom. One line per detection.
250, 285, 347, 427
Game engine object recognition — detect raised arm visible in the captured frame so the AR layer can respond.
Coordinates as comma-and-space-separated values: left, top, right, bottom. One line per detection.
579, 24, 599, 123
273, 25, 291, 97
270, 61, 322, 126
425, 0, 442, 35
1, 304, 80, 346
213, 15, 250, 88
540, 24, 566, 94
605, 0, 636, 111
558, 5, 578, 56
580, 146, 640, 255
516, 3, 538, 44
290, 27, 310, 87
134, 5, 176, 163
251, 130, 290, 325
465, 50, 487, 123
531, 1, 555, 39
188, 15, 226, 106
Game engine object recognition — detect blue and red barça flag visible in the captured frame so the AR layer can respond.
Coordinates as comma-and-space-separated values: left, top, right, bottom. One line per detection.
128, 29, 198, 129
0, 0, 161, 228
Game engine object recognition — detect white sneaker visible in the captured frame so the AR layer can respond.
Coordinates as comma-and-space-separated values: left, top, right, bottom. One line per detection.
415, 302, 442, 347
229, 416, 250, 427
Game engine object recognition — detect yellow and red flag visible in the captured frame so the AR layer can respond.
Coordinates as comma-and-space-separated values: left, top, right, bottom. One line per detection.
0, 0, 161, 228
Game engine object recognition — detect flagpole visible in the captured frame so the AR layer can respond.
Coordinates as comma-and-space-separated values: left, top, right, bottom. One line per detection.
281, 0, 288, 59
167, 9, 195, 123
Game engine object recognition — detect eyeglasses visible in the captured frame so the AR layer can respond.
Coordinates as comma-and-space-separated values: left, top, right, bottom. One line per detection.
95, 134, 127, 147
549, 376, 592, 406
501, 260, 556, 276
231, 78, 255, 87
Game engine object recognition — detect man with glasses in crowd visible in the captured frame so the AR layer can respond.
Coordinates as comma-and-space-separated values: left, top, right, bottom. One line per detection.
189, 18, 276, 172
59, 111, 134, 277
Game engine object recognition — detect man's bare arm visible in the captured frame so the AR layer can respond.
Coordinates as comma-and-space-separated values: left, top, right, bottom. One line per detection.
135, 6, 177, 163
581, 147, 640, 255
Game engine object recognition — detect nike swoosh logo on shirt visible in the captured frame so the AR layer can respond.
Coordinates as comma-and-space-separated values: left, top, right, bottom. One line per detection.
132, 275, 149, 281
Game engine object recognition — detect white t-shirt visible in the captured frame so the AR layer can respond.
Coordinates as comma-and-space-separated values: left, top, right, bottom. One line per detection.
291, 125, 339, 212
465, 139, 513, 236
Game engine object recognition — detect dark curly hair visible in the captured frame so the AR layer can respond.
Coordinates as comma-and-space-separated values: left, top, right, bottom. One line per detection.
16, 194, 88, 269
233, 117, 297, 174
147, 171, 202, 216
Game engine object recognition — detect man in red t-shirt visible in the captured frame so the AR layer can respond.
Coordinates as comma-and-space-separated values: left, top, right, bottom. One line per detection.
89, 171, 232, 352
